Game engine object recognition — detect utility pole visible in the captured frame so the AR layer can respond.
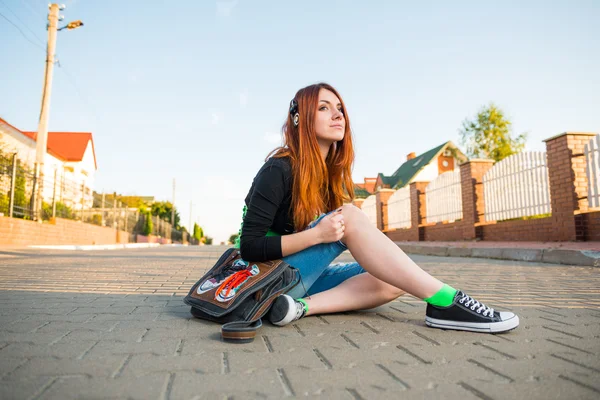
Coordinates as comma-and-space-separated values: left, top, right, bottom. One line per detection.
32, 4, 60, 221
171, 179, 175, 227
31, 4, 83, 221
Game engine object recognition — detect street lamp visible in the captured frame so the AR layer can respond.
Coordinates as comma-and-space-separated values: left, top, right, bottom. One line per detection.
58, 20, 84, 31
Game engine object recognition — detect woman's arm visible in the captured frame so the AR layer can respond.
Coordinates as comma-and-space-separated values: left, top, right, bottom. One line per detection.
240, 160, 290, 261
280, 210, 345, 257
280, 228, 321, 257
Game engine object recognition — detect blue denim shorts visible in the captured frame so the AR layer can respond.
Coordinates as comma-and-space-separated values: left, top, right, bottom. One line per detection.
282, 210, 366, 299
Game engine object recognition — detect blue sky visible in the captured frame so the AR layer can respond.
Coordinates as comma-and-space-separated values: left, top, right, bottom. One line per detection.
1, 0, 599, 243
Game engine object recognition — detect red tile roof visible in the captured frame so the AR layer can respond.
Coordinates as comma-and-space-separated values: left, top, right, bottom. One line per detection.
23, 131, 97, 169
0, 118, 97, 169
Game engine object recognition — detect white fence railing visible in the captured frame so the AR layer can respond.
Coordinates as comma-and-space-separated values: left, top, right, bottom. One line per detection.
361, 195, 378, 227
484, 152, 551, 221
387, 187, 411, 229
585, 134, 600, 208
425, 170, 463, 223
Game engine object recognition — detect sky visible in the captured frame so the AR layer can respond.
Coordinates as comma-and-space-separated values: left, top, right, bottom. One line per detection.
1, 0, 599, 243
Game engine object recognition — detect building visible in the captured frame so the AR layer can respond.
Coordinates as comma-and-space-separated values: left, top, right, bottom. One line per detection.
354, 141, 467, 198
0, 117, 97, 210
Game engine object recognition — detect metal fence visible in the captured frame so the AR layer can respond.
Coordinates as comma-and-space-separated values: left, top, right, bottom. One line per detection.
0, 154, 192, 243
425, 170, 463, 223
483, 152, 551, 221
585, 134, 600, 208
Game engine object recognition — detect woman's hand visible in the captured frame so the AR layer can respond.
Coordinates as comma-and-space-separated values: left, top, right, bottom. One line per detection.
314, 210, 345, 244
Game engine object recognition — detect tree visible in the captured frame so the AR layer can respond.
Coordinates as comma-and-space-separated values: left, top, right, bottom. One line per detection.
193, 223, 204, 241
459, 103, 527, 162
229, 233, 239, 245
204, 236, 213, 245
142, 211, 153, 235
150, 201, 181, 229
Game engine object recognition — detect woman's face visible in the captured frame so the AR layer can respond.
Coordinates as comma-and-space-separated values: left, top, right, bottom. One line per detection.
313, 88, 345, 144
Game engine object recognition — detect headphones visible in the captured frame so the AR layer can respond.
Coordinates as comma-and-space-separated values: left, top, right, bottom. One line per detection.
289, 99, 299, 127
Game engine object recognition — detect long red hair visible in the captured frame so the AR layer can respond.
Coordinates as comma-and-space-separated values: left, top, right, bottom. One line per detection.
267, 83, 355, 231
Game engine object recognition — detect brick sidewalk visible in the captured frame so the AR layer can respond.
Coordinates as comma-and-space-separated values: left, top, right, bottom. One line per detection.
1, 246, 599, 399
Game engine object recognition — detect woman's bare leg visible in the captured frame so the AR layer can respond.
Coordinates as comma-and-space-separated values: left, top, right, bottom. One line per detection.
335, 204, 443, 300
303, 272, 405, 315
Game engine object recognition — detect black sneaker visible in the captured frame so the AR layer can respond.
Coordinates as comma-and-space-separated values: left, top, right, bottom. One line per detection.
425, 290, 519, 333
267, 294, 306, 326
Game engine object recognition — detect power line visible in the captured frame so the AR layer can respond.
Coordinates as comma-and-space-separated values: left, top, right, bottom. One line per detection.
57, 61, 101, 126
0, 0, 45, 47
19, 0, 46, 20
0, 10, 45, 52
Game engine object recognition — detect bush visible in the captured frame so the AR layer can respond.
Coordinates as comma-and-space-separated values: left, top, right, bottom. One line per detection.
0, 193, 9, 215
55, 202, 76, 220
91, 214, 102, 226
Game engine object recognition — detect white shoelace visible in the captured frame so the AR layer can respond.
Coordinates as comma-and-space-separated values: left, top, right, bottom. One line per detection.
458, 293, 494, 317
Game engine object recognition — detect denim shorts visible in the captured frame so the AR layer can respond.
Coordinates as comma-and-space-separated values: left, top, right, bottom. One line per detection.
282, 210, 366, 299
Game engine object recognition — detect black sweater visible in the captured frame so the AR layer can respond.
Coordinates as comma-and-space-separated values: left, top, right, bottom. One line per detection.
239, 156, 295, 261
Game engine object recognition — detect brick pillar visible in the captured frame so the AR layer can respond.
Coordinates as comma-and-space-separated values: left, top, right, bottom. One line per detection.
352, 198, 365, 209
459, 159, 495, 240
409, 182, 428, 241
544, 132, 597, 241
375, 188, 395, 231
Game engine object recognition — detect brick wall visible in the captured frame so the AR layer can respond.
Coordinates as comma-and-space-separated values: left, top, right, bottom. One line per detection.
576, 211, 600, 241
459, 160, 494, 240
385, 227, 415, 242
480, 217, 555, 241
0, 217, 129, 246
422, 222, 464, 241
376, 189, 395, 231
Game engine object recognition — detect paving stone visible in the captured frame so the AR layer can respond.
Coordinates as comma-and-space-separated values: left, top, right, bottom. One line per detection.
0, 245, 598, 399
41, 374, 168, 400
0, 340, 100, 360
6, 355, 125, 381
0, 376, 56, 400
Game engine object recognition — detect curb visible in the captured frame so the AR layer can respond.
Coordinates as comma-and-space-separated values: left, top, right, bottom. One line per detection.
396, 243, 600, 267
28, 243, 161, 251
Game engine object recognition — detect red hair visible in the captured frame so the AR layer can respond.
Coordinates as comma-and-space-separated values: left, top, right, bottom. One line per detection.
267, 83, 355, 231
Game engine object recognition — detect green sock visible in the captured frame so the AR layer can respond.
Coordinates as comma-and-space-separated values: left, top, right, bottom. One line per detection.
297, 298, 309, 315
424, 284, 457, 307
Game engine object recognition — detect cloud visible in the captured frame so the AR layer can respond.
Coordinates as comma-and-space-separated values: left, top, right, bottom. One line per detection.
216, 0, 238, 17
210, 110, 223, 125
263, 131, 281, 144
239, 89, 249, 108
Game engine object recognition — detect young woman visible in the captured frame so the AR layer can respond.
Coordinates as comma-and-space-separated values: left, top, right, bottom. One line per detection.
235, 83, 519, 333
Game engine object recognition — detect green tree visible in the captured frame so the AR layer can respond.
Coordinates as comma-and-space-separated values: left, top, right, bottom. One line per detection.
150, 201, 181, 229
459, 103, 527, 162
13, 161, 27, 215
229, 233, 239, 245
204, 236, 213, 245
143, 211, 153, 235
193, 223, 204, 241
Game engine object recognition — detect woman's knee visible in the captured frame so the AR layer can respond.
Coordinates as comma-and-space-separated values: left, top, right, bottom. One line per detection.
337, 204, 364, 234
